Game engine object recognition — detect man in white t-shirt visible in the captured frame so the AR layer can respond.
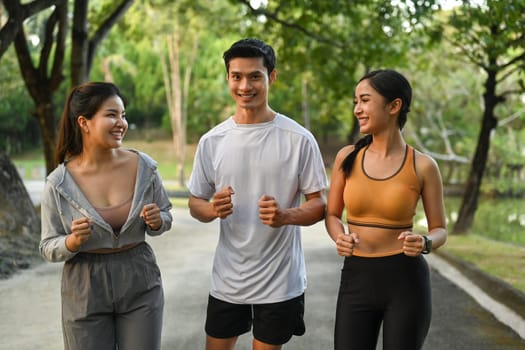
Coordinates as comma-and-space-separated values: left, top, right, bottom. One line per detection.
187, 38, 327, 350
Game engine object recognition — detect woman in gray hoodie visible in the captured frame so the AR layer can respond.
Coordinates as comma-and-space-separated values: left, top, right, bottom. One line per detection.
40, 82, 172, 350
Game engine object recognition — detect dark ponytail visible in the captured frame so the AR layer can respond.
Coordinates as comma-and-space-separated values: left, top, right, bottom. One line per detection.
341, 134, 372, 177
55, 91, 81, 167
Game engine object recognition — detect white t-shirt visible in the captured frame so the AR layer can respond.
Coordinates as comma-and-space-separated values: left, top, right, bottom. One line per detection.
187, 114, 327, 304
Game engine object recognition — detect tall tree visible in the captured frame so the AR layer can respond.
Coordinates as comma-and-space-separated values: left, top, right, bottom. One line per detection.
12, 1, 67, 175
0, 0, 64, 279
161, 20, 198, 186
445, 0, 525, 233
3, 0, 133, 174
70, 0, 133, 86
112, 0, 246, 182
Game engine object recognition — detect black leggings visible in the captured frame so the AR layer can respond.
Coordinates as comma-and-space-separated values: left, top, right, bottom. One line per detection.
335, 253, 431, 350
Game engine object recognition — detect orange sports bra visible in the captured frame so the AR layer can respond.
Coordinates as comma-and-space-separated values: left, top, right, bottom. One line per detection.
95, 195, 133, 234
344, 145, 421, 230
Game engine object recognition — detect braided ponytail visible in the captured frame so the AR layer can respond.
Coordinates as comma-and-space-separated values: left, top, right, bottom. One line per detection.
341, 134, 372, 177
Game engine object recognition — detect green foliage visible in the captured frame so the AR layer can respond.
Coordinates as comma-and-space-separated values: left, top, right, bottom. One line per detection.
229, 0, 443, 143
407, 41, 483, 156
449, 0, 525, 64
440, 197, 525, 246
442, 233, 525, 292
0, 47, 40, 153
473, 198, 525, 245
87, 0, 248, 139
482, 115, 525, 196
446, 0, 525, 91
1, 0, 524, 188
442, 0, 525, 198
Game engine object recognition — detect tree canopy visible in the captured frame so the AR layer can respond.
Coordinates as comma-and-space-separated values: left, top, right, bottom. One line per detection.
1, 0, 524, 235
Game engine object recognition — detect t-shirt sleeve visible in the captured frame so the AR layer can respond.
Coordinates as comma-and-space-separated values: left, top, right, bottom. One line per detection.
299, 134, 328, 195
187, 139, 216, 199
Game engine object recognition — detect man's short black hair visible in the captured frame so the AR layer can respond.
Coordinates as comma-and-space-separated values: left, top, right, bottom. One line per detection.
223, 38, 276, 74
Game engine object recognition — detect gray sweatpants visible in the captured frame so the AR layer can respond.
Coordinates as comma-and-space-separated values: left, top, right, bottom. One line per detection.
61, 242, 164, 350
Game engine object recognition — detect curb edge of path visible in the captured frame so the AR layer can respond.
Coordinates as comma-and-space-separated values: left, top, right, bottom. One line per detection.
435, 250, 525, 320
431, 250, 525, 339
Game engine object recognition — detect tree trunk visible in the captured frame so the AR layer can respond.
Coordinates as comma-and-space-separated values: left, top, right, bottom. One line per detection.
0, 0, 66, 59
452, 69, 500, 234
71, 0, 89, 86
167, 31, 184, 186
13, 2, 67, 174
0, 153, 41, 279
180, 39, 198, 186
0, 0, 133, 280
36, 99, 58, 174
302, 75, 310, 130
162, 22, 195, 188
70, 0, 133, 86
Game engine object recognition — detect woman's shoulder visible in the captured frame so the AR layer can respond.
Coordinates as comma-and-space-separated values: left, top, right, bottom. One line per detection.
336, 144, 355, 159
46, 163, 66, 184
329, 144, 354, 169
123, 148, 147, 159
124, 148, 157, 168
413, 148, 440, 174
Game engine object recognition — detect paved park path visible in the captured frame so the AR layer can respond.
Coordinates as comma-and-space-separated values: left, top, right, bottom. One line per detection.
1, 206, 524, 350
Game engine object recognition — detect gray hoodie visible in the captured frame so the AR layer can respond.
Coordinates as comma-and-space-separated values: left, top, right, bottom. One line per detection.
40, 149, 173, 262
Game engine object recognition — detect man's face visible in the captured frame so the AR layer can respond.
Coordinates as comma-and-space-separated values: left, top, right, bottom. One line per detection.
227, 57, 276, 110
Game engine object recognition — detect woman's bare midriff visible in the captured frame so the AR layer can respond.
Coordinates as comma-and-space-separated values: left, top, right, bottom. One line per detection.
347, 224, 409, 257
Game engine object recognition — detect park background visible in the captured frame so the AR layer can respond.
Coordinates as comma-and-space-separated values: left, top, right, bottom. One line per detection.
0, 0, 524, 316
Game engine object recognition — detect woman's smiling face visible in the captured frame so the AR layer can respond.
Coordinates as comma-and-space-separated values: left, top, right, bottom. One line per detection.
353, 79, 392, 135
82, 95, 127, 148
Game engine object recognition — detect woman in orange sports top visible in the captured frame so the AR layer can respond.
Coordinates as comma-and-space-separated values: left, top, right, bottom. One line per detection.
325, 69, 447, 350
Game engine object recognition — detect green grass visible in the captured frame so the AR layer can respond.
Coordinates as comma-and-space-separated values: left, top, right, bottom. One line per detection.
12, 160, 46, 180
412, 198, 525, 293
444, 197, 525, 246
439, 234, 525, 292
123, 139, 196, 192
171, 197, 189, 208
10, 140, 525, 294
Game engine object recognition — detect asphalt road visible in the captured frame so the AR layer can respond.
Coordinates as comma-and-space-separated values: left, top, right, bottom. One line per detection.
1, 207, 524, 350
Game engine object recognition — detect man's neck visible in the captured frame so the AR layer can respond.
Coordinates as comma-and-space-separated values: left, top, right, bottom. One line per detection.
233, 106, 276, 124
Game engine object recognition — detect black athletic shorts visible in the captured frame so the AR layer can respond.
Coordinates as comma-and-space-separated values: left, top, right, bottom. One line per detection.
205, 293, 306, 345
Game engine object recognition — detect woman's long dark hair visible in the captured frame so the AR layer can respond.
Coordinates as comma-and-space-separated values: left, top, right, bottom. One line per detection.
341, 69, 412, 177
55, 82, 126, 166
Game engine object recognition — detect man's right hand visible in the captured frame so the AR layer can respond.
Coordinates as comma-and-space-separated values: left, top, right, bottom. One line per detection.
212, 186, 235, 219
